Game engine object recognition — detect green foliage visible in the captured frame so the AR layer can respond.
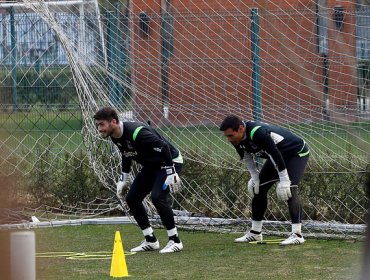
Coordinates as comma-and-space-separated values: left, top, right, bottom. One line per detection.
301, 162, 369, 224
52, 151, 109, 206
20, 148, 369, 224
25, 149, 109, 207
179, 151, 369, 224
178, 150, 248, 218
26, 149, 58, 206
0, 165, 24, 209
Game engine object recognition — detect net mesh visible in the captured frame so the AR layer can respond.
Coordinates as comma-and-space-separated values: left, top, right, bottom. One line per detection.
0, 0, 369, 238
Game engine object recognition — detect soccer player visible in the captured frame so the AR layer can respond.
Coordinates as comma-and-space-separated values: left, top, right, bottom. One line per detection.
94, 107, 184, 253
219, 115, 309, 245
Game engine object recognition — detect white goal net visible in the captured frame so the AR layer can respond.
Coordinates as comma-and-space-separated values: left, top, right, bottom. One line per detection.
0, 0, 369, 239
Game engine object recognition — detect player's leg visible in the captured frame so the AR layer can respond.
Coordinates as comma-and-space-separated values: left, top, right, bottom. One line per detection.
151, 163, 183, 253
280, 154, 309, 245
235, 160, 277, 242
126, 167, 160, 252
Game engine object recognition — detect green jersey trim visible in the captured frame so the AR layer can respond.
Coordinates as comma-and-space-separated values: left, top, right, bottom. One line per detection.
250, 126, 261, 140
133, 126, 144, 141
297, 140, 310, 157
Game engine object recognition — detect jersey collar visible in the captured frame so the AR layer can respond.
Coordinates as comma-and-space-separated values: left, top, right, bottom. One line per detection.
118, 122, 124, 138
241, 121, 247, 141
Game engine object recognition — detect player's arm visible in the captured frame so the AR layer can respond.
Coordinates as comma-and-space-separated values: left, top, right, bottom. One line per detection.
252, 127, 291, 201
121, 154, 132, 173
236, 146, 260, 196
115, 154, 132, 200
239, 148, 260, 198
242, 152, 259, 179
133, 127, 173, 165
134, 127, 180, 191
252, 127, 286, 171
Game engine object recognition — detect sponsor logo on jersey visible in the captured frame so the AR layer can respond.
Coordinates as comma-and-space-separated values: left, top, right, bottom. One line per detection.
123, 151, 138, 157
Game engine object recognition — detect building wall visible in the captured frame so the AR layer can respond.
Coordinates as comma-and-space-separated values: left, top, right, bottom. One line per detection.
129, 0, 358, 125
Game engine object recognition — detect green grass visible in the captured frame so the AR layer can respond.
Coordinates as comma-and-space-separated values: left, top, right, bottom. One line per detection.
0, 110, 82, 131
1, 111, 369, 162
35, 224, 363, 280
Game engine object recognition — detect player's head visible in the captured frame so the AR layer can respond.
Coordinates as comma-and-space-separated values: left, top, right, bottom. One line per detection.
93, 107, 119, 138
219, 115, 245, 145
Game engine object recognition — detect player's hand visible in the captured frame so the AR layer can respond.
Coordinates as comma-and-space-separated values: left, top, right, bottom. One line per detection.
162, 165, 181, 193
247, 178, 260, 198
116, 172, 129, 199
276, 169, 291, 201
276, 181, 292, 201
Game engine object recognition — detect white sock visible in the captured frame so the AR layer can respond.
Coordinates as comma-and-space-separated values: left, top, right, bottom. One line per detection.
142, 227, 154, 237
292, 223, 302, 235
251, 220, 263, 233
167, 227, 178, 237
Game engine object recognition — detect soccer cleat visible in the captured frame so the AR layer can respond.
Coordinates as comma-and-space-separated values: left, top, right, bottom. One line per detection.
280, 233, 305, 246
130, 240, 160, 252
159, 240, 183, 253
234, 231, 262, 243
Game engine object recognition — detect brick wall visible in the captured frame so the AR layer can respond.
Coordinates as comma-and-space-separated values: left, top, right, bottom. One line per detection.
129, 0, 358, 125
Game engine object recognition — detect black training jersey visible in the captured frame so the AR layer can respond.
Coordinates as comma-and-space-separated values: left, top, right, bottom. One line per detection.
110, 121, 180, 173
234, 121, 309, 171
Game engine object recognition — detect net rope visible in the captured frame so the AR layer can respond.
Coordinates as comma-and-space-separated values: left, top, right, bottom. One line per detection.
0, 0, 369, 238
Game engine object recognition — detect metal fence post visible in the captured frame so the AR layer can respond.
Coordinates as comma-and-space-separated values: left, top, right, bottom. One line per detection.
251, 8, 262, 121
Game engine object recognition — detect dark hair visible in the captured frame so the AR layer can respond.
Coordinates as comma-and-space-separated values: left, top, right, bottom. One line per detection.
219, 115, 243, 131
93, 107, 119, 122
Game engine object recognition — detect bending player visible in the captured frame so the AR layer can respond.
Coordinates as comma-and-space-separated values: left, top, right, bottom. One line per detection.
94, 107, 184, 253
219, 115, 309, 245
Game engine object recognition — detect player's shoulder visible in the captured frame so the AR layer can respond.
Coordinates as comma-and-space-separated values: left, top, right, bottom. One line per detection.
244, 120, 267, 133
123, 121, 147, 132
244, 120, 273, 141
121, 121, 147, 138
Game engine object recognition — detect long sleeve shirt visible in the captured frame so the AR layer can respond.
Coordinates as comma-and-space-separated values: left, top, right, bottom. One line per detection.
110, 121, 181, 173
234, 121, 309, 172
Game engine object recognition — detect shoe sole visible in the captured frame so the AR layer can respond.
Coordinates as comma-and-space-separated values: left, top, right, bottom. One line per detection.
234, 238, 262, 243
130, 248, 159, 252
280, 240, 305, 246
130, 245, 160, 252
249, 239, 284, 245
160, 248, 183, 253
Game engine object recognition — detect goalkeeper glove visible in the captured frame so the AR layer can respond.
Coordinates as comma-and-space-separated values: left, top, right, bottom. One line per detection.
116, 172, 129, 199
247, 177, 260, 198
276, 169, 292, 201
162, 165, 181, 193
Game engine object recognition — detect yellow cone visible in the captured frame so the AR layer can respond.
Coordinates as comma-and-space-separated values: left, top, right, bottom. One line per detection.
110, 231, 129, 278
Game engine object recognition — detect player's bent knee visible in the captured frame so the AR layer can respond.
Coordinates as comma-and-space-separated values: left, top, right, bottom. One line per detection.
125, 193, 140, 207
150, 193, 162, 204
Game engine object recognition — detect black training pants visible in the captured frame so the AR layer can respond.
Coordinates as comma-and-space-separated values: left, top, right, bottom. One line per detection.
251, 154, 309, 223
125, 163, 182, 230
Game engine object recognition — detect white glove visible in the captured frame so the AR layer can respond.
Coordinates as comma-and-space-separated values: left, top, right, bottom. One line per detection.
276, 169, 292, 201
116, 172, 129, 199
247, 177, 260, 198
163, 165, 181, 193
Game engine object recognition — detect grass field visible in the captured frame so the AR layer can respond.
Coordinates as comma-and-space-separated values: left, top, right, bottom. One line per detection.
1, 110, 369, 159
1, 109, 369, 162
34, 224, 364, 280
